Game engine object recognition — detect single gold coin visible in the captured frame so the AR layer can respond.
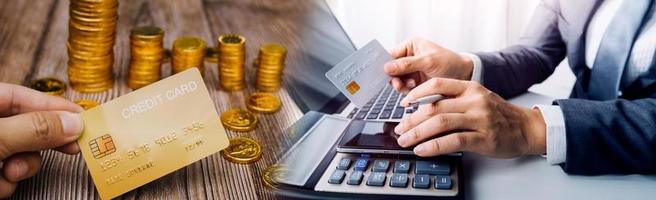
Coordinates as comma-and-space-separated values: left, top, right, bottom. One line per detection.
262, 164, 288, 189
30, 78, 67, 95
246, 93, 281, 114
75, 99, 99, 110
220, 137, 262, 164
220, 108, 258, 132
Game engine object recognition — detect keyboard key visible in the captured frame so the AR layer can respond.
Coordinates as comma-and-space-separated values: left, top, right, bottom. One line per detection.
347, 108, 358, 119
371, 160, 389, 172
373, 104, 383, 110
328, 169, 346, 184
435, 175, 452, 190
347, 171, 364, 185
415, 161, 450, 175
354, 159, 368, 171
366, 113, 379, 119
336, 158, 351, 170
384, 105, 395, 110
379, 110, 392, 119
389, 173, 408, 188
406, 109, 415, 114
394, 160, 410, 173
355, 111, 367, 120
392, 108, 405, 119
370, 108, 381, 114
412, 174, 430, 189
366, 172, 387, 186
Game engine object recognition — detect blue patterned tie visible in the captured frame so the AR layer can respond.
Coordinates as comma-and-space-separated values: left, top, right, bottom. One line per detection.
588, 0, 655, 100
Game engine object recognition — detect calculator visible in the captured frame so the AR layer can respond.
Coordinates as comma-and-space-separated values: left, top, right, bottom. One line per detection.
273, 112, 464, 200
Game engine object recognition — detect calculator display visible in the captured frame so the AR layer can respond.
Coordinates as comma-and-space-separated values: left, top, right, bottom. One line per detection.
338, 120, 414, 152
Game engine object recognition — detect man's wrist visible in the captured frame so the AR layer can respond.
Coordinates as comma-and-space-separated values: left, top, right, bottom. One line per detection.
459, 53, 481, 82
522, 108, 547, 155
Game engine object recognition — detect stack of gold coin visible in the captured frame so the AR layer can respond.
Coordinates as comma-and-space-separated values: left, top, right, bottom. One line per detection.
220, 137, 262, 164
172, 37, 206, 76
218, 34, 246, 91
255, 43, 287, 92
128, 26, 164, 89
67, 0, 118, 93
220, 108, 258, 132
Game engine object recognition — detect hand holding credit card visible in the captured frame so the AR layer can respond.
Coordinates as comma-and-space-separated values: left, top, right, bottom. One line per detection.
77, 68, 229, 199
326, 40, 446, 110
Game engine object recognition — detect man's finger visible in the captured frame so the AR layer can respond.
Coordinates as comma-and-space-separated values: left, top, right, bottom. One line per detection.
3, 152, 42, 182
0, 111, 82, 160
395, 98, 469, 135
397, 113, 473, 147
54, 142, 80, 155
414, 132, 478, 157
389, 39, 415, 58
0, 83, 83, 117
400, 78, 469, 106
0, 175, 17, 199
383, 56, 428, 76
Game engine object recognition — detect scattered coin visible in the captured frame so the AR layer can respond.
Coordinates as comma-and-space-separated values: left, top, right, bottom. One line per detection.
221, 137, 262, 164
262, 164, 288, 189
220, 108, 258, 132
75, 99, 99, 110
30, 78, 66, 96
246, 93, 281, 114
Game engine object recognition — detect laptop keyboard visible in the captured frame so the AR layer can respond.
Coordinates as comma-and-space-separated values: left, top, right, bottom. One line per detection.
346, 84, 418, 120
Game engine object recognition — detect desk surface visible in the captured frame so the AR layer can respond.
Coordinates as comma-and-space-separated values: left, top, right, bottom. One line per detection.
464, 92, 656, 200
0, 0, 313, 199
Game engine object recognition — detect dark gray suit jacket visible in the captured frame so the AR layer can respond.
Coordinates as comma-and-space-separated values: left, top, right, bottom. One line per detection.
475, 0, 656, 175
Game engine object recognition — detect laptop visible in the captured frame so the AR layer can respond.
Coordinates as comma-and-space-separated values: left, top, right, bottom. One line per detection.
276, 1, 463, 199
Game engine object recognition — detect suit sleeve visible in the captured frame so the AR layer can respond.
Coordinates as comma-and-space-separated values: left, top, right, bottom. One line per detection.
555, 98, 656, 175
475, 0, 567, 98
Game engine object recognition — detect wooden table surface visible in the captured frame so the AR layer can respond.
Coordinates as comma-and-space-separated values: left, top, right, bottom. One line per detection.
0, 0, 318, 199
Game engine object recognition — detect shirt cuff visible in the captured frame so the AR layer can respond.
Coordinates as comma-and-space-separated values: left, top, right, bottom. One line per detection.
460, 53, 483, 83
533, 105, 567, 165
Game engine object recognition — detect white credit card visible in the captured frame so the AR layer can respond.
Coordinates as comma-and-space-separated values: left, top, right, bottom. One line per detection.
325, 40, 392, 108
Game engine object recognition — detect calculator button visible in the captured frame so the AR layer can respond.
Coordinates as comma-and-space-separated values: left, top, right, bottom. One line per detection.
336, 158, 351, 170
354, 159, 368, 171
328, 169, 346, 184
371, 160, 389, 172
389, 173, 408, 188
347, 171, 364, 185
412, 174, 430, 189
366, 172, 387, 186
434, 175, 452, 190
415, 161, 450, 175
393, 160, 410, 173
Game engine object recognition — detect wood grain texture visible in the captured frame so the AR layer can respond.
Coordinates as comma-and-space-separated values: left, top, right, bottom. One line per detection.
2, 0, 316, 199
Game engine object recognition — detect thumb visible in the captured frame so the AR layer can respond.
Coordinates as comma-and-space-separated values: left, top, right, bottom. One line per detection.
384, 56, 429, 76
0, 111, 83, 160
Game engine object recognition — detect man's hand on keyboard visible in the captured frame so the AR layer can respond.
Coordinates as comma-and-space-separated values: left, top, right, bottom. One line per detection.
392, 78, 547, 158
383, 37, 474, 94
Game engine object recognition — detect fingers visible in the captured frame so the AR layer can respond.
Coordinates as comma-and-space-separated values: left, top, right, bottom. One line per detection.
54, 142, 80, 155
0, 111, 83, 160
400, 78, 469, 106
3, 152, 42, 182
0, 83, 83, 117
397, 113, 473, 147
0, 175, 17, 199
383, 56, 428, 76
414, 132, 479, 157
389, 39, 415, 58
394, 98, 467, 134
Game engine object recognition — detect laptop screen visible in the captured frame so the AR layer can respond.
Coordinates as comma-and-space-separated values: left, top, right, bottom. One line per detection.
285, 0, 356, 114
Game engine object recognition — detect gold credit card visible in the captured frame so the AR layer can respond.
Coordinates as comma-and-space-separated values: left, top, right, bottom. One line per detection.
77, 68, 229, 199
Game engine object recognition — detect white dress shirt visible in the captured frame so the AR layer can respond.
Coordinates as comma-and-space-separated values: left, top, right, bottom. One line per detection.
467, 0, 656, 164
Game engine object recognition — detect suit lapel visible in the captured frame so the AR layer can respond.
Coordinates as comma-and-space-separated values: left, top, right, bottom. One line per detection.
568, 0, 603, 70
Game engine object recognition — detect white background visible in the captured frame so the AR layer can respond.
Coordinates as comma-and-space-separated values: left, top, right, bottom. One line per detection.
326, 0, 577, 99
